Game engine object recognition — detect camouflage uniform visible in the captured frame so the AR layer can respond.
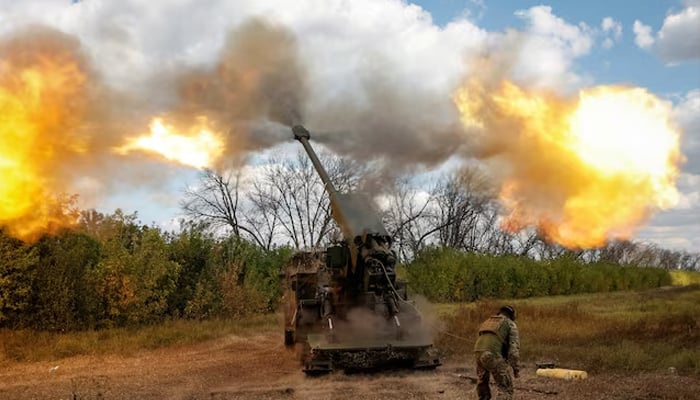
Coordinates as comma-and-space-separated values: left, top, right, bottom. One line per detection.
473, 313, 520, 400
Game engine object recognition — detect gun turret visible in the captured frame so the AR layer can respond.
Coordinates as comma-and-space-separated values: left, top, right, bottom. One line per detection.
292, 126, 394, 283
292, 124, 398, 317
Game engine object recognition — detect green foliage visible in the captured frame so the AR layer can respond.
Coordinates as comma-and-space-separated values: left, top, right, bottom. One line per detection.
166, 224, 215, 317
29, 231, 101, 331
90, 224, 180, 327
240, 244, 293, 312
0, 211, 291, 331
182, 237, 291, 319
670, 270, 700, 286
407, 247, 672, 302
0, 209, 676, 338
0, 231, 38, 327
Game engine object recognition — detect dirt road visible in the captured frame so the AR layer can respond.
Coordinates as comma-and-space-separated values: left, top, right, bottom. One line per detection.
1, 332, 697, 400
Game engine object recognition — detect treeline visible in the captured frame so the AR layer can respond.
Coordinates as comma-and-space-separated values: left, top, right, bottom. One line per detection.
0, 208, 678, 333
407, 247, 672, 302
181, 157, 700, 271
0, 210, 290, 332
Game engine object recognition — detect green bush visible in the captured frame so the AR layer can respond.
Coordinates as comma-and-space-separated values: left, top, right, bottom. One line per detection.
0, 211, 293, 331
406, 247, 672, 302
0, 232, 38, 327
29, 231, 102, 331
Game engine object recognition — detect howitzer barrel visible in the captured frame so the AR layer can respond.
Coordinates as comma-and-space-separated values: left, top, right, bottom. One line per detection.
291, 125, 388, 243
292, 125, 337, 195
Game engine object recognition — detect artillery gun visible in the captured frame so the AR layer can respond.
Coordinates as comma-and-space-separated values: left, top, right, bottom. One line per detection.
282, 125, 440, 373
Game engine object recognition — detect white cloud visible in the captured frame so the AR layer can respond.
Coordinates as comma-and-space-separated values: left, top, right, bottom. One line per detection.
516, 6, 592, 56
633, 20, 655, 49
0, 1, 594, 100
673, 174, 700, 210
639, 171, 700, 252
602, 17, 622, 37
656, 4, 700, 63
675, 89, 700, 174
463, 0, 487, 21
512, 6, 593, 90
675, 89, 700, 133
601, 16, 622, 48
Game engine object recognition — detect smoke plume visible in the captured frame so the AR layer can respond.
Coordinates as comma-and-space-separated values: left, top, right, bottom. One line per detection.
165, 18, 308, 160
0, 19, 309, 240
0, 9, 685, 248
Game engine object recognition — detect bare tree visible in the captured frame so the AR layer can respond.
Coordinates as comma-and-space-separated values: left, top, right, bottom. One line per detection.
678, 251, 700, 271
382, 176, 434, 261
180, 169, 266, 248
430, 166, 496, 252
244, 180, 280, 251
249, 150, 365, 249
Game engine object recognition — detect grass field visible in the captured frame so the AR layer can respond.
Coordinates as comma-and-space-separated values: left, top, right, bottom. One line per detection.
670, 270, 700, 286
0, 314, 277, 365
2, 286, 698, 375
436, 285, 700, 374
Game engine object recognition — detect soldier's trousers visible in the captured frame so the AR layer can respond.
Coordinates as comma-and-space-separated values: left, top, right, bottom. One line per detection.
475, 350, 513, 400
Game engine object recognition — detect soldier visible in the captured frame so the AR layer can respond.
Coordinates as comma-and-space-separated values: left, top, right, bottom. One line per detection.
474, 305, 520, 400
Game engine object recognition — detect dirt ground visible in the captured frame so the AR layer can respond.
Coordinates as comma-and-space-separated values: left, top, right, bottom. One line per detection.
1, 332, 697, 400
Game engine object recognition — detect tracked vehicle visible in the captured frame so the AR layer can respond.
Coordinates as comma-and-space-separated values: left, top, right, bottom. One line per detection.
282, 125, 440, 374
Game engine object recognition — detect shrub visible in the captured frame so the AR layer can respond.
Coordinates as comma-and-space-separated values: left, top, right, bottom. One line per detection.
407, 247, 672, 302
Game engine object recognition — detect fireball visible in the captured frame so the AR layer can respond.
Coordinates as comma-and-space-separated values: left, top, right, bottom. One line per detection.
116, 117, 225, 169
0, 29, 228, 242
0, 41, 87, 241
454, 80, 682, 248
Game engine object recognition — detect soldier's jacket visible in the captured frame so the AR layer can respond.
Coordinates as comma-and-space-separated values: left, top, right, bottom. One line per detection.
474, 314, 520, 370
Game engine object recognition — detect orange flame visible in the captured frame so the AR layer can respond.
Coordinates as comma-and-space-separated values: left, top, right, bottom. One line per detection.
454, 80, 682, 248
116, 117, 225, 169
0, 50, 86, 241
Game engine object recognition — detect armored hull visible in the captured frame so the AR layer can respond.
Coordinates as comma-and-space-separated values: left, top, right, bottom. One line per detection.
282, 251, 440, 374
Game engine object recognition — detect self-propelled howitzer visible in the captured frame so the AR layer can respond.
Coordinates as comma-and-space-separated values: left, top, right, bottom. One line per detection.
282, 125, 440, 373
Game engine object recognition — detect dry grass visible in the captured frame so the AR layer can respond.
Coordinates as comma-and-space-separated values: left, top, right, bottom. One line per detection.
670, 270, 700, 286
3, 286, 699, 376
0, 314, 277, 365
435, 285, 700, 374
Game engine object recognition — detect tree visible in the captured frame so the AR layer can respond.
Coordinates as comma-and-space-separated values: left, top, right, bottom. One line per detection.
382, 176, 434, 261
78, 209, 142, 251
0, 230, 38, 327
430, 166, 494, 252
251, 152, 332, 249
93, 225, 180, 326
166, 221, 216, 317
29, 231, 101, 331
181, 169, 267, 248
181, 149, 366, 250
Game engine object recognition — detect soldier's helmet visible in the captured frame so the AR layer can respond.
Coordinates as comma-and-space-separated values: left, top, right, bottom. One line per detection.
499, 305, 516, 321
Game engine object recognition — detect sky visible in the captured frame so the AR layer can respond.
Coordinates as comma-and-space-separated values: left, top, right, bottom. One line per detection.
1, 0, 698, 252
